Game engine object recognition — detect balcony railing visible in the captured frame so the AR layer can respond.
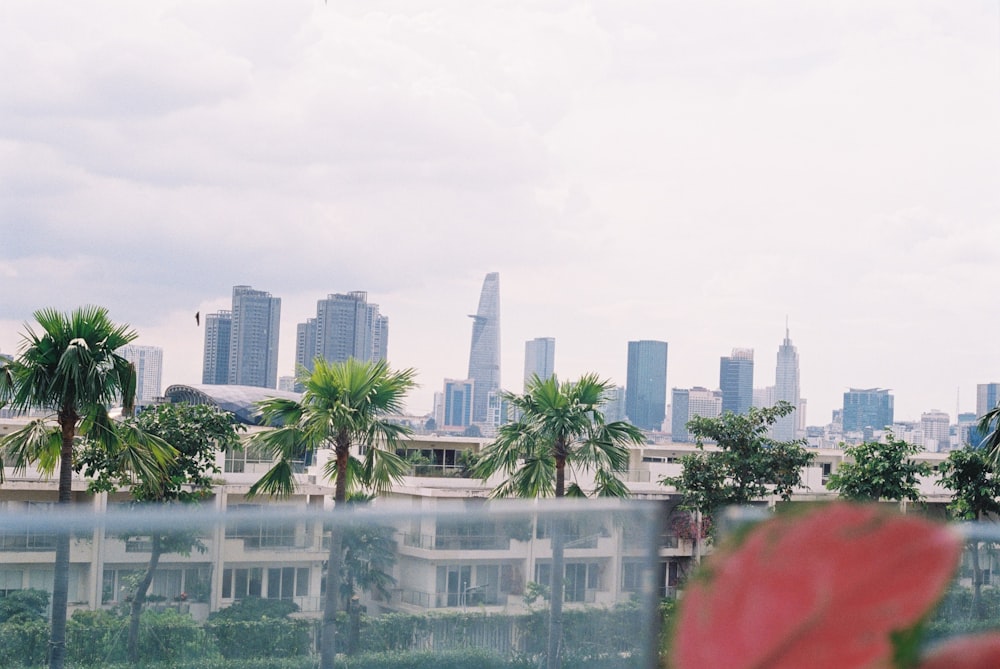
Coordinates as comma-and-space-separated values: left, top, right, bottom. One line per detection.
403, 533, 511, 551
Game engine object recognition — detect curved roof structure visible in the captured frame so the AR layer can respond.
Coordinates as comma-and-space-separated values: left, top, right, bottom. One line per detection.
163, 384, 301, 425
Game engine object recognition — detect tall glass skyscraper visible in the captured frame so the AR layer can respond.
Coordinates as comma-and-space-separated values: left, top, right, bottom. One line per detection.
719, 348, 754, 416
467, 273, 501, 424
625, 340, 668, 431
772, 326, 800, 441
227, 285, 281, 389
523, 337, 555, 390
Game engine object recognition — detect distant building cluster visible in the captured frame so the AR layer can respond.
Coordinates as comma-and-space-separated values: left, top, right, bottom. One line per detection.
182, 275, 1000, 452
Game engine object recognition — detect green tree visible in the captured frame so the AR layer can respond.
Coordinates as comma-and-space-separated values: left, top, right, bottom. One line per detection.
662, 402, 814, 516
472, 373, 645, 669
0, 306, 174, 669
937, 446, 1000, 619
341, 515, 397, 655
247, 357, 416, 669
76, 402, 244, 664
826, 434, 930, 503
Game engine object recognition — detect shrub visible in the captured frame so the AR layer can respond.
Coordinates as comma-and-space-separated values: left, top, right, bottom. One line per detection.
207, 597, 299, 622
0, 617, 48, 667
205, 618, 313, 659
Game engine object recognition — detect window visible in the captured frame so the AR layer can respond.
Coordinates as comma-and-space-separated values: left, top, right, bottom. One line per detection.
622, 561, 644, 592
222, 567, 263, 600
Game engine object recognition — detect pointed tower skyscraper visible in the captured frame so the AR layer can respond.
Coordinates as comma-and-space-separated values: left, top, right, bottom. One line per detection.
772, 321, 800, 441
467, 272, 501, 424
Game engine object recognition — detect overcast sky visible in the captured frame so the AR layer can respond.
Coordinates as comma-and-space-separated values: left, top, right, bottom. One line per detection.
2, 1, 1000, 425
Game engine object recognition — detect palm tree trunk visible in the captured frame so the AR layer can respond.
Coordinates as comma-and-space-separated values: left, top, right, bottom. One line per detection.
320, 445, 350, 669
128, 535, 162, 664
546, 455, 566, 669
49, 412, 76, 669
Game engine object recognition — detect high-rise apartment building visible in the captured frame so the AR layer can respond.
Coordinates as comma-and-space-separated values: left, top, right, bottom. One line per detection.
467, 273, 501, 424
977, 383, 1000, 418
920, 410, 950, 452
671, 387, 722, 442
442, 379, 475, 429
626, 340, 668, 431
117, 345, 163, 407
228, 285, 281, 389
772, 326, 800, 441
719, 348, 754, 416
295, 292, 388, 378
202, 311, 232, 385
842, 388, 894, 433
523, 337, 555, 390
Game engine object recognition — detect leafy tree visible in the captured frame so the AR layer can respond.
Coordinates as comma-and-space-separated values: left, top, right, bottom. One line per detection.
0, 306, 175, 669
472, 373, 645, 669
76, 402, 244, 664
937, 446, 1000, 619
826, 434, 930, 503
247, 357, 416, 669
0, 589, 49, 623
662, 402, 814, 517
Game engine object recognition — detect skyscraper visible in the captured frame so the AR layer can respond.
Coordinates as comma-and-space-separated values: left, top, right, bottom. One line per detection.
523, 337, 555, 390
202, 311, 232, 385
772, 326, 800, 441
626, 340, 668, 431
118, 345, 163, 407
920, 410, 950, 452
842, 388, 894, 433
719, 348, 754, 416
296, 292, 388, 376
228, 285, 281, 389
442, 379, 475, 428
977, 383, 1000, 418
467, 272, 501, 424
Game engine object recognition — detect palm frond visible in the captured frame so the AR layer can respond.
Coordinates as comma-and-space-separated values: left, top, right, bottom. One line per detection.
0, 418, 60, 478
247, 459, 297, 498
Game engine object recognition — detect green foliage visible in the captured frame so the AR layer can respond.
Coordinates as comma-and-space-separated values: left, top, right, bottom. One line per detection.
826, 434, 930, 502
0, 617, 48, 667
207, 597, 299, 622
662, 402, 814, 514
66, 608, 217, 667
249, 358, 417, 501
474, 374, 644, 499
938, 446, 1000, 520
0, 589, 50, 623
205, 619, 312, 659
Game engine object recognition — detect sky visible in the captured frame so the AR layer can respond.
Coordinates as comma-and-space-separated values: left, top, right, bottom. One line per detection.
2, 1, 1000, 425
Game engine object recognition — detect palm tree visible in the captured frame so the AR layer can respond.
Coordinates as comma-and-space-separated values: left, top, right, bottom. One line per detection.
247, 357, 416, 669
472, 374, 645, 669
978, 405, 1000, 462
0, 306, 174, 669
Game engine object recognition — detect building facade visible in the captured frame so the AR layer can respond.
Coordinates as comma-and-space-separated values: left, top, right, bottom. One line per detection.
626, 340, 668, 431
301, 292, 388, 373
228, 286, 281, 389
919, 410, 951, 452
842, 388, 894, 433
671, 387, 722, 442
467, 273, 501, 425
117, 345, 164, 407
719, 348, 754, 416
202, 311, 232, 385
442, 379, 475, 429
977, 383, 1000, 418
523, 337, 555, 390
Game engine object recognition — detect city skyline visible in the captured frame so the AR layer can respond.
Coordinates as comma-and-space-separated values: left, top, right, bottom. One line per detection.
3, 2, 999, 426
